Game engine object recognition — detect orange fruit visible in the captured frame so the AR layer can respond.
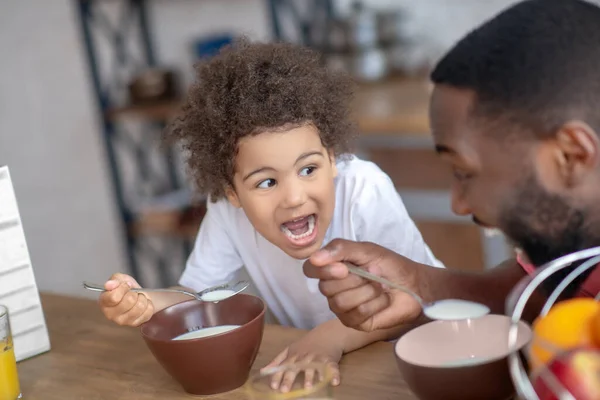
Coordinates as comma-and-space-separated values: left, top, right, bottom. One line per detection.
591, 307, 600, 348
530, 298, 600, 369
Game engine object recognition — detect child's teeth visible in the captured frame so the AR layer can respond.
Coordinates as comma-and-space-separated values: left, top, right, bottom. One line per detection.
281, 215, 315, 240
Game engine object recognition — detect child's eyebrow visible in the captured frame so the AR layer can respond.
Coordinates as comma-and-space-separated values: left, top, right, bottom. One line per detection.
242, 167, 275, 182
294, 151, 323, 165
242, 151, 324, 182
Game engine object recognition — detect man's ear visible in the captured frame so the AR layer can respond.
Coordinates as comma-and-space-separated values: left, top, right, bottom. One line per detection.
225, 185, 241, 208
328, 150, 338, 178
553, 120, 599, 186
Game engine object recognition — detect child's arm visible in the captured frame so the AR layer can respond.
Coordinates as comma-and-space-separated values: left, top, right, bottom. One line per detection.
263, 317, 408, 391
99, 200, 243, 327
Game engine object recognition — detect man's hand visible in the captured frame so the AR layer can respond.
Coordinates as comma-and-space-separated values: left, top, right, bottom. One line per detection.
303, 239, 425, 332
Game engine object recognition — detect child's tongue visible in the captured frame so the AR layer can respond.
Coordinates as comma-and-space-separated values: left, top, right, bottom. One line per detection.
283, 216, 309, 235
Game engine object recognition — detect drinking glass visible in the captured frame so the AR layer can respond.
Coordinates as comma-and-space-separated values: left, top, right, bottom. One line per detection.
0, 305, 21, 400
246, 361, 334, 399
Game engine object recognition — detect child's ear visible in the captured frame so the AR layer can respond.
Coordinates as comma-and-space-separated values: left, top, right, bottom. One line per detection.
225, 186, 241, 208
328, 150, 338, 178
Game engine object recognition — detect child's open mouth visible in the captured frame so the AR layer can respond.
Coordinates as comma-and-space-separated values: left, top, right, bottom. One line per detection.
280, 214, 318, 246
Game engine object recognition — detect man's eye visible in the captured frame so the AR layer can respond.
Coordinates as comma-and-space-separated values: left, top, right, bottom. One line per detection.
257, 179, 276, 189
299, 166, 317, 176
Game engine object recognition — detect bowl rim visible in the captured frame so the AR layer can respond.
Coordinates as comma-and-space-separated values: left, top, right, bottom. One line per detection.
394, 314, 533, 369
139, 293, 266, 343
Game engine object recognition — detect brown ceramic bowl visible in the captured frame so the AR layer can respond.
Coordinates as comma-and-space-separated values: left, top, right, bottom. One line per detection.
394, 314, 532, 400
140, 293, 266, 395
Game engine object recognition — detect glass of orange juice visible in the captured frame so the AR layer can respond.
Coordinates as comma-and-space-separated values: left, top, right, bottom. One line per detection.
0, 305, 21, 400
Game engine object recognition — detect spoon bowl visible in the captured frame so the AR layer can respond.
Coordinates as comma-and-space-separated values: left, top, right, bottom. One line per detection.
344, 263, 490, 321
82, 280, 250, 303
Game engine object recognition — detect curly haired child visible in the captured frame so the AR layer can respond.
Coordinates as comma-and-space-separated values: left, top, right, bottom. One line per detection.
97, 38, 444, 391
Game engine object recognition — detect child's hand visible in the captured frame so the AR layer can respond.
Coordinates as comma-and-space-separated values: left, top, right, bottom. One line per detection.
261, 332, 342, 393
98, 273, 154, 327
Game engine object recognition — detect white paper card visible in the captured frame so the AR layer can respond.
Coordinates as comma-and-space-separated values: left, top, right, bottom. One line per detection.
0, 166, 51, 361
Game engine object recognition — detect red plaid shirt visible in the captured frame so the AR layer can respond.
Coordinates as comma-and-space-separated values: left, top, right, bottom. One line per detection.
517, 254, 599, 298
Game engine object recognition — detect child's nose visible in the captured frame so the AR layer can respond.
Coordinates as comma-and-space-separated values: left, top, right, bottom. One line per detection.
280, 180, 307, 209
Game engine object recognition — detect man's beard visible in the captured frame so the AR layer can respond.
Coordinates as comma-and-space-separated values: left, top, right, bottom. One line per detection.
499, 174, 596, 296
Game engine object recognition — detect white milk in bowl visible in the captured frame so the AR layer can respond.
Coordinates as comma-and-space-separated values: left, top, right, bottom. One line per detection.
172, 325, 241, 341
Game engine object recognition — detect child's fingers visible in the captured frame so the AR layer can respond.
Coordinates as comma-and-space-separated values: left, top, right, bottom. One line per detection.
280, 354, 316, 393
280, 367, 300, 393
262, 347, 289, 371
269, 367, 286, 390
104, 279, 120, 291
114, 293, 149, 326
119, 289, 142, 314
130, 298, 154, 327
306, 357, 339, 388
303, 364, 316, 389
327, 361, 341, 386
110, 273, 141, 289
128, 294, 155, 327
99, 282, 131, 308
270, 353, 298, 391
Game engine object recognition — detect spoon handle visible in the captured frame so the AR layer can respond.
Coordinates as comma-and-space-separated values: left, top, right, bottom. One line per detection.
82, 281, 109, 292
344, 263, 424, 305
82, 282, 200, 300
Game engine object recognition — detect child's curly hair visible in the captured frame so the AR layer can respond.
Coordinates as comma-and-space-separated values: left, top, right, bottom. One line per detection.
166, 38, 357, 202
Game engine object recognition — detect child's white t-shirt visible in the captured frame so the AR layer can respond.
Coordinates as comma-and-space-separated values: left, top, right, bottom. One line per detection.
179, 156, 444, 330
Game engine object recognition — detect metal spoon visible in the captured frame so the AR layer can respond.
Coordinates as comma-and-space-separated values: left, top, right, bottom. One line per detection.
82, 280, 250, 302
345, 263, 490, 321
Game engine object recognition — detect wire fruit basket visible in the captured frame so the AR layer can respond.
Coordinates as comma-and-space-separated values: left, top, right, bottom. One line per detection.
506, 246, 600, 400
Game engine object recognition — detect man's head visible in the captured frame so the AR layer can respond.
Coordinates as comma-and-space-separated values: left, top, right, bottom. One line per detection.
167, 39, 356, 259
429, 0, 600, 266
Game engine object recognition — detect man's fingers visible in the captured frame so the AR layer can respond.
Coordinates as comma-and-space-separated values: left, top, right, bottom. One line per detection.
325, 281, 382, 312
317, 273, 368, 297
369, 295, 421, 330
335, 294, 391, 331
309, 239, 382, 267
303, 261, 348, 280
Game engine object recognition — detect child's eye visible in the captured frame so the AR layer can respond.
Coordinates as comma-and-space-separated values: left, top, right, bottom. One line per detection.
299, 166, 317, 176
257, 178, 276, 189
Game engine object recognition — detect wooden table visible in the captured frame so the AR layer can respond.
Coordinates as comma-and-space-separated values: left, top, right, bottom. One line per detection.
18, 293, 417, 399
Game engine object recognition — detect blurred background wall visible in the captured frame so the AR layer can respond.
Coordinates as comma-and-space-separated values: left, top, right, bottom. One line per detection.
1, 0, 541, 298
